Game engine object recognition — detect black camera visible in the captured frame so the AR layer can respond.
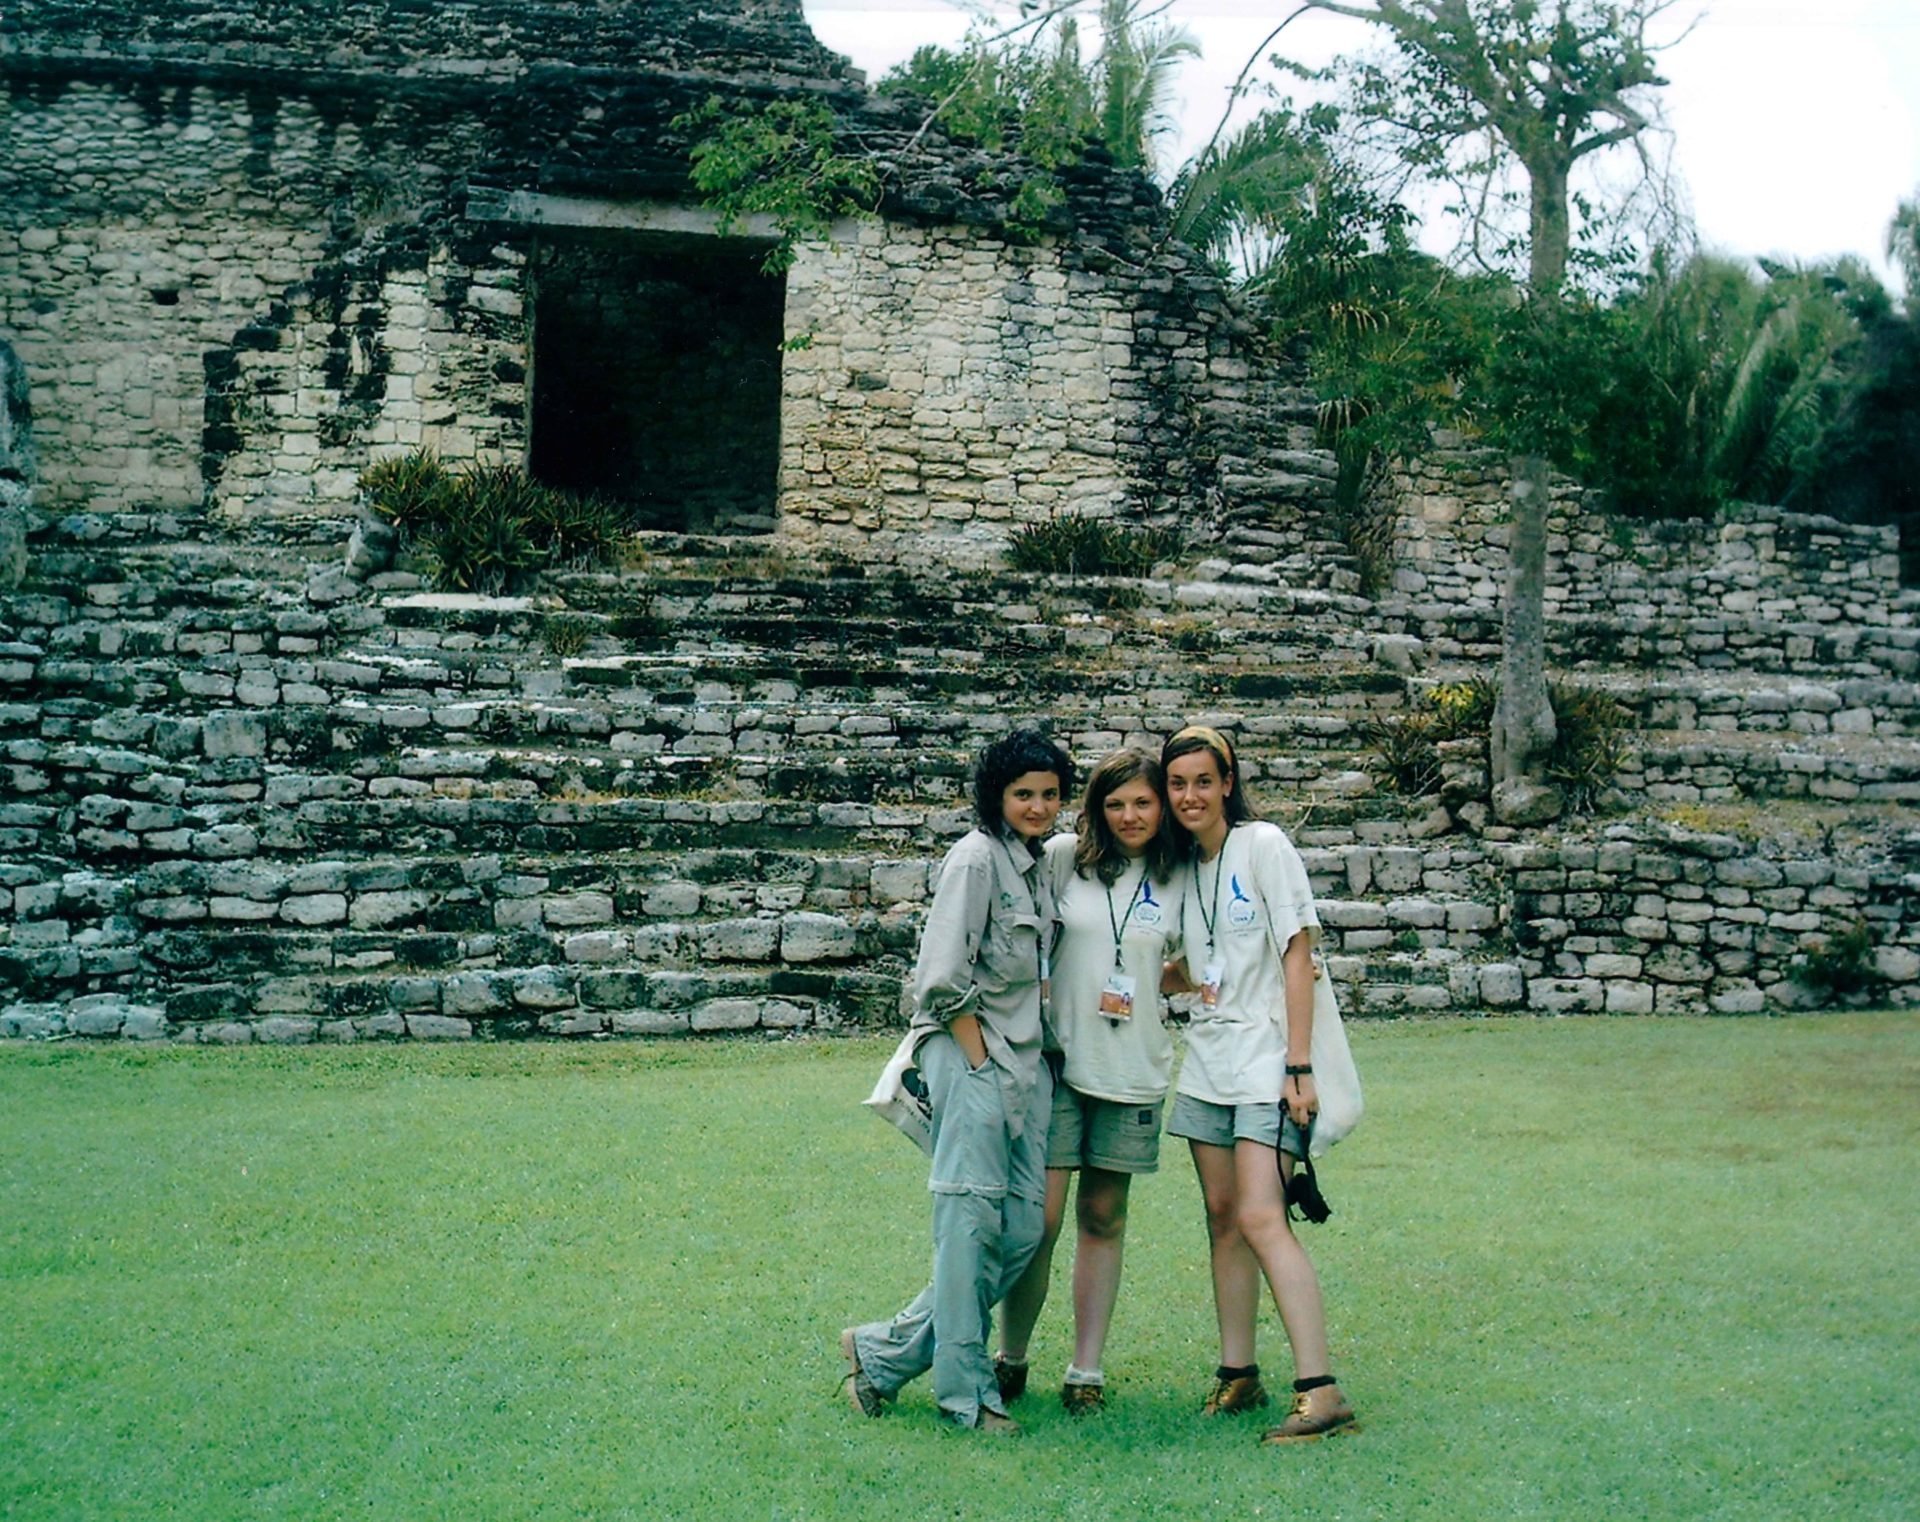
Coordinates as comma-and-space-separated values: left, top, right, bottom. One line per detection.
1284, 1163, 1331, 1224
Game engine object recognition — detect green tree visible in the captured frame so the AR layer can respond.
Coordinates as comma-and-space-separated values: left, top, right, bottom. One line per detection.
1302, 0, 1678, 818
1808, 196, 1920, 580
1194, 116, 1500, 588
1889, 195, 1920, 297
876, 1, 1198, 222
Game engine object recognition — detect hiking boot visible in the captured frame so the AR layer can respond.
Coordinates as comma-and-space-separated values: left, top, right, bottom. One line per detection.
993, 1354, 1029, 1403
1061, 1380, 1107, 1416
1202, 1372, 1270, 1416
1260, 1385, 1357, 1444
839, 1328, 886, 1418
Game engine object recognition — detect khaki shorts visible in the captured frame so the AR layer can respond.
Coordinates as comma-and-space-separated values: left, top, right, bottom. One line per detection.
1167, 1092, 1307, 1159
1045, 1082, 1164, 1174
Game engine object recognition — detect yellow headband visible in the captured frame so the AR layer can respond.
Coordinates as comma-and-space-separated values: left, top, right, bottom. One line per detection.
1170, 724, 1235, 771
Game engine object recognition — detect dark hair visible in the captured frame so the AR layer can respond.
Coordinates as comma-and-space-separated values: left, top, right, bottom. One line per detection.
972, 728, 1074, 835
1159, 724, 1257, 849
1075, 747, 1179, 885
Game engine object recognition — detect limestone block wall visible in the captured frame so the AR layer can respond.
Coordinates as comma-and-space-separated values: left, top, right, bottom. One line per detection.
783, 225, 1127, 564
5, 85, 1263, 551
777, 220, 1265, 568
1, 0, 857, 85
1386, 445, 1905, 634
1504, 826, 1920, 1015
207, 237, 533, 519
0, 82, 369, 512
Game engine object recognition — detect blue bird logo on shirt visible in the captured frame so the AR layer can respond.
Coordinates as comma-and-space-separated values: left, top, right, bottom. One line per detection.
1227, 873, 1258, 927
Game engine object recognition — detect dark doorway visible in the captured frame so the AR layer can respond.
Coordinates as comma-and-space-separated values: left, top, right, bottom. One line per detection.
529, 231, 784, 533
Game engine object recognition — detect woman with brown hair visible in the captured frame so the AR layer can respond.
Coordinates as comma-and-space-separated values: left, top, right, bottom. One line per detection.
1160, 724, 1357, 1444
993, 746, 1185, 1415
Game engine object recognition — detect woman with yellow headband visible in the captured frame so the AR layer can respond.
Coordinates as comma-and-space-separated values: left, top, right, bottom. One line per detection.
1159, 724, 1357, 1444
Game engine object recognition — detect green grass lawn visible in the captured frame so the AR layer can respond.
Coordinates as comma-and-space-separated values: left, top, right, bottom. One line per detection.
2, 1014, 1914, 1522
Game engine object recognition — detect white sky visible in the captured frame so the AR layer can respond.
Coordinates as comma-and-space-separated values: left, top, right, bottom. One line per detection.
801, 0, 1920, 289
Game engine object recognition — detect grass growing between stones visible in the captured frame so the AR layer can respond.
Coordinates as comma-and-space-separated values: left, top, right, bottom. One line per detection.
1, 1015, 1914, 1522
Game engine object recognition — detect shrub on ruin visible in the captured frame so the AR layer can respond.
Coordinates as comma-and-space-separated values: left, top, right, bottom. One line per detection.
525, 486, 630, 570
1367, 676, 1628, 811
1166, 618, 1220, 654
359, 450, 451, 535
1790, 920, 1880, 1006
540, 613, 594, 660
1545, 682, 1633, 812
1007, 515, 1180, 577
1362, 711, 1442, 796
675, 96, 882, 273
361, 454, 635, 593
1428, 676, 1499, 739
416, 497, 542, 596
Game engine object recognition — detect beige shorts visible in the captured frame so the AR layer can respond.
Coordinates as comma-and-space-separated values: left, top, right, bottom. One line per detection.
1045, 1083, 1164, 1174
1167, 1092, 1307, 1159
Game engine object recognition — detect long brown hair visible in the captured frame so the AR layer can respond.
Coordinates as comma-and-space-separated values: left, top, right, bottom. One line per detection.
1074, 747, 1180, 885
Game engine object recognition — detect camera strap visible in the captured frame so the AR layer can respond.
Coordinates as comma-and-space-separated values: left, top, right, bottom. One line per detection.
1280, 1110, 1326, 1223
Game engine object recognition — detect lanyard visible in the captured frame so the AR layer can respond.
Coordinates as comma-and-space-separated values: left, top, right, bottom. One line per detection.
1105, 867, 1147, 957
1192, 824, 1233, 955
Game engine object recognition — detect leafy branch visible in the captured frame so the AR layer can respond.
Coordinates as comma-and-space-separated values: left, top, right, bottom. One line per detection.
674, 97, 883, 273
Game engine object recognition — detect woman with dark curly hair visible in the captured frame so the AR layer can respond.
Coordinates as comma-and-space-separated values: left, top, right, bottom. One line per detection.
839, 727, 1073, 1436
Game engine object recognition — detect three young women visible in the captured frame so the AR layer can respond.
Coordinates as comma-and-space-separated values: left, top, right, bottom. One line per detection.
993, 747, 1185, 1414
1161, 724, 1357, 1443
839, 728, 1073, 1436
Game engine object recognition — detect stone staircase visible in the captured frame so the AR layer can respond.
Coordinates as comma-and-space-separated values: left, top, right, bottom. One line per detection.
3, 504, 1916, 1039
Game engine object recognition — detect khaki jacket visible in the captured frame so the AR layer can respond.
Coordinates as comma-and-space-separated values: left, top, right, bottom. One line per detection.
906, 828, 1057, 1134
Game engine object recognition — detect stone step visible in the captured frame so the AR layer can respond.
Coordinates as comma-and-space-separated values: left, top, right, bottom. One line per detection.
11, 921, 1528, 1036
1594, 674, 1920, 738
4, 935, 1528, 1039
1629, 731, 1920, 805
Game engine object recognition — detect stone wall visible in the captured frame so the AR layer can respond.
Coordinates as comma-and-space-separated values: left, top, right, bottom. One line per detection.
778, 219, 1264, 566
0, 0, 857, 84
1503, 823, 1919, 1016
1385, 443, 1906, 635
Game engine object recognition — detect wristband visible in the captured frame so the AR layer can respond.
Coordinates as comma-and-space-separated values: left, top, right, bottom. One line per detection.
1284, 1064, 1313, 1077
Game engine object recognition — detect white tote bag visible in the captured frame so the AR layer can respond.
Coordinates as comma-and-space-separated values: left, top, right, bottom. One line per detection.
1302, 954, 1364, 1156
862, 1031, 934, 1156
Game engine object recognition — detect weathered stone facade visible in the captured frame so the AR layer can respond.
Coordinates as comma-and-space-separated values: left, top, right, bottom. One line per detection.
1, 0, 1916, 1040
0, 338, 31, 587
1, 0, 1315, 558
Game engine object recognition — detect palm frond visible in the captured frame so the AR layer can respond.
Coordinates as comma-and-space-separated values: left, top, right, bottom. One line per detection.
1168, 111, 1322, 259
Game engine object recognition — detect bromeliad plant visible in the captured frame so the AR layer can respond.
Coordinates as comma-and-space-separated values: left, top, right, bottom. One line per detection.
1006, 514, 1181, 577
1366, 675, 1630, 813
359, 451, 633, 594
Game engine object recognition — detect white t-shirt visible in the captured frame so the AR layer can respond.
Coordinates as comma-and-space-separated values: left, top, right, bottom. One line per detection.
1173, 820, 1321, 1108
1046, 835, 1184, 1105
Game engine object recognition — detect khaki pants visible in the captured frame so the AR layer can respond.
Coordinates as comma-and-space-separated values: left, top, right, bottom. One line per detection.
848, 1033, 1052, 1424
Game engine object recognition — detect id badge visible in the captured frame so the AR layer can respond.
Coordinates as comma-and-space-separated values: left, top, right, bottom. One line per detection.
1200, 961, 1224, 1011
1098, 973, 1137, 1021
1040, 949, 1052, 1007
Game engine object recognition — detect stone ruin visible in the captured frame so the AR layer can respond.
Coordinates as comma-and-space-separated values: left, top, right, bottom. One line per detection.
1, 0, 1916, 1041
0, 339, 31, 588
